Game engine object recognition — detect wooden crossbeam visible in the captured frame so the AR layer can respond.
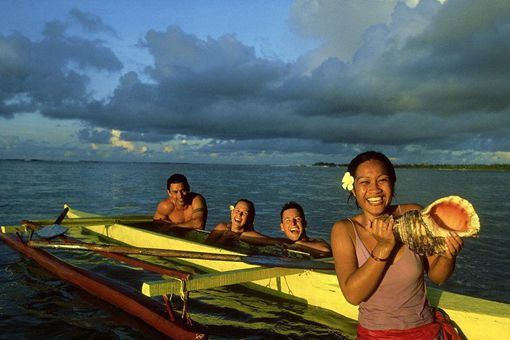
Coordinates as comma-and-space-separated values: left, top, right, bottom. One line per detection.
1, 225, 27, 233
142, 266, 303, 297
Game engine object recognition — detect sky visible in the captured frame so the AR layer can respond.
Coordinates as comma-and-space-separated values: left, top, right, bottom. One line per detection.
1, 0, 509, 165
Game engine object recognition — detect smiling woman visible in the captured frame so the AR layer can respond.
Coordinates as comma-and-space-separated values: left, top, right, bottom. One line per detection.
331, 151, 463, 339
212, 198, 270, 243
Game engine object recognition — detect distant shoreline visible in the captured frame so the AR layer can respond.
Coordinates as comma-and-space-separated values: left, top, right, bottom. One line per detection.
312, 162, 510, 171
1, 158, 509, 171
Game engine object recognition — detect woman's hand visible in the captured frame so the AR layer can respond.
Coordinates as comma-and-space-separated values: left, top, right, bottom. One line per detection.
442, 232, 464, 259
367, 216, 396, 247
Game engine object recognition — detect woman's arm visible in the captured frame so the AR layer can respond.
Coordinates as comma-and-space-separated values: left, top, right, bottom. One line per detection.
213, 222, 228, 231
331, 218, 396, 305
425, 232, 463, 285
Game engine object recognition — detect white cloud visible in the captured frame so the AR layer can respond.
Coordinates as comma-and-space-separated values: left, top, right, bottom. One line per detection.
163, 145, 174, 153
109, 129, 147, 154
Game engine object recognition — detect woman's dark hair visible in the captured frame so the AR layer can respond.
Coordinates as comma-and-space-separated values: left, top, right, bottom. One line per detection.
235, 198, 255, 231
346, 151, 397, 206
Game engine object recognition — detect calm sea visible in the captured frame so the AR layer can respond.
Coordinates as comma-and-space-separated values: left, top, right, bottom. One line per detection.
1, 160, 509, 339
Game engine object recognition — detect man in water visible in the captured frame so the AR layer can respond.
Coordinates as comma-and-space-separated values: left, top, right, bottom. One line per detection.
280, 201, 331, 256
153, 173, 207, 229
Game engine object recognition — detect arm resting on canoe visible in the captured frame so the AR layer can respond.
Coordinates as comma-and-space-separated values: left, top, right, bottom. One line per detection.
239, 233, 293, 247
425, 232, 463, 285
153, 199, 175, 224
292, 238, 331, 256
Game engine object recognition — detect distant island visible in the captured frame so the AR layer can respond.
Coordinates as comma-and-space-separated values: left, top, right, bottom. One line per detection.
312, 162, 510, 171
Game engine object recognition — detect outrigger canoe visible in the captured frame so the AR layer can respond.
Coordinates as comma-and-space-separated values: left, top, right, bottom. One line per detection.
4, 205, 510, 339
0, 214, 207, 339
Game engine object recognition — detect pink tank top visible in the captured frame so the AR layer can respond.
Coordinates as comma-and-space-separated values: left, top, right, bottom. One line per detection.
350, 219, 434, 330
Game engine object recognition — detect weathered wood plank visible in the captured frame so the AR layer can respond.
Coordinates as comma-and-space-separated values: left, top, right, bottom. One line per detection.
142, 266, 303, 297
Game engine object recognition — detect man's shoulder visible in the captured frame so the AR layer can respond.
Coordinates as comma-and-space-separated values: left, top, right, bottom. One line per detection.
214, 222, 229, 231
190, 192, 206, 204
156, 198, 175, 215
158, 197, 174, 208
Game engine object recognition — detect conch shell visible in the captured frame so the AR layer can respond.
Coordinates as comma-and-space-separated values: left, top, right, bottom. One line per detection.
393, 196, 480, 256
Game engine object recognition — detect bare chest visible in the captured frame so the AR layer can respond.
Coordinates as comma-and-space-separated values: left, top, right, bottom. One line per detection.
168, 205, 193, 223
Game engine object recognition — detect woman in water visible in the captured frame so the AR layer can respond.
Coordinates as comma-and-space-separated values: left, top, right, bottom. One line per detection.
212, 199, 267, 241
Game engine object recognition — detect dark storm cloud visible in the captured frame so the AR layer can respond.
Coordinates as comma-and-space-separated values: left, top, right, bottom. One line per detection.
77, 127, 111, 143
283, 0, 510, 118
1, 1, 509, 161
358, 0, 510, 116
69, 8, 118, 37
0, 16, 122, 119
82, 0, 509, 151
76, 26, 295, 139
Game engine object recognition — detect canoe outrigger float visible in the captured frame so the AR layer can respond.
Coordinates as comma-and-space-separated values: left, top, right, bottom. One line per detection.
0, 210, 207, 339
2, 205, 510, 339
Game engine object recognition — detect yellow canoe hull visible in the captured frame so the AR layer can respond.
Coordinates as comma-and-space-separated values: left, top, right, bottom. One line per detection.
66, 205, 510, 340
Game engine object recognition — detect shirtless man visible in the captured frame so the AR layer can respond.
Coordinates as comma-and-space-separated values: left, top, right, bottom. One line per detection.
153, 173, 207, 230
280, 201, 331, 256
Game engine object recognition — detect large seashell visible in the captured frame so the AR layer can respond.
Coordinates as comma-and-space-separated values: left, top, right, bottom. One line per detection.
393, 196, 480, 256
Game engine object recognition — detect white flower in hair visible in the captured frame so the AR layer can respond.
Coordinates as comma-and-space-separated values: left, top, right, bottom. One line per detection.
229, 204, 235, 211
341, 171, 354, 191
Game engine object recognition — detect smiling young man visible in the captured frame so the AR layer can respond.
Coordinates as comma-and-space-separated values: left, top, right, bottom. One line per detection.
153, 173, 207, 230
280, 201, 331, 255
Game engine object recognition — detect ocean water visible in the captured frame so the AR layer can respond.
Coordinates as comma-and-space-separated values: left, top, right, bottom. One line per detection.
0, 160, 509, 339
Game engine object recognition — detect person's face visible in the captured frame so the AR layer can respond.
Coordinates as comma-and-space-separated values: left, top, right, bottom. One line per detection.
168, 182, 189, 206
353, 159, 393, 218
280, 208, 306, 241
230, 201, 253, 232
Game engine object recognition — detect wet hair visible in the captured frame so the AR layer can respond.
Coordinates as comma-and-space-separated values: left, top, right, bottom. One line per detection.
234, 198, 255, 231
346, 151, 397, 205
280, 201, 305, 221
166, 173, 190, 191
